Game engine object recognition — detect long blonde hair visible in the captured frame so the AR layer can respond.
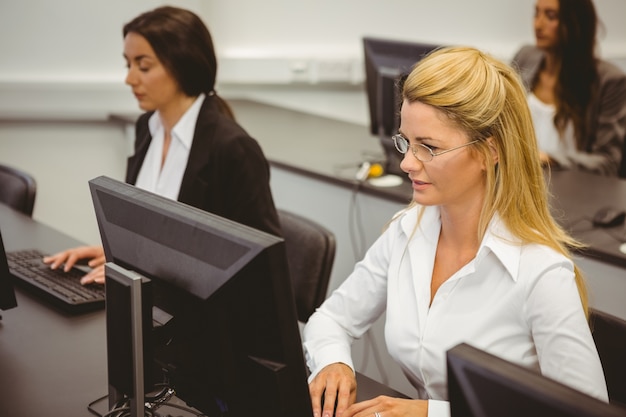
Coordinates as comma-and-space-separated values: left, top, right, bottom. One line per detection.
402, 46, 589, 315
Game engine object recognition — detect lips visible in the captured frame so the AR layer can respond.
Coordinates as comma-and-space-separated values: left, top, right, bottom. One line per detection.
411, 179, 431, 191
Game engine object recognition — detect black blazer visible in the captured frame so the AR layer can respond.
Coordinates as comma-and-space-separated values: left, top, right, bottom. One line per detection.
126, 95, 281, 237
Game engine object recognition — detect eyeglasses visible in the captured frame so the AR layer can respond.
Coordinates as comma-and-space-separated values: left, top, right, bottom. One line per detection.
391, 134, 479, 162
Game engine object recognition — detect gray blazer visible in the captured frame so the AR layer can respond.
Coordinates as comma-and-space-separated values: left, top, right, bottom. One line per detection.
512, 45, 626, 176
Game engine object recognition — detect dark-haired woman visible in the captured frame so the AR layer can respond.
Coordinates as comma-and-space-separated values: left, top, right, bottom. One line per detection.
512, 0, 626, 175
44, 6, 281, 283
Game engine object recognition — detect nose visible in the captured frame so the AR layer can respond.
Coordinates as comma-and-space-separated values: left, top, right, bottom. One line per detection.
125, 66, 137, 86
534, 13, 545, 31
399, 151, 423, 175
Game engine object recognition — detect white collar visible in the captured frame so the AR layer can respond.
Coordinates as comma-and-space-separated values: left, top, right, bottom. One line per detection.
399, 205, 522, 281
147, 93, 206, 149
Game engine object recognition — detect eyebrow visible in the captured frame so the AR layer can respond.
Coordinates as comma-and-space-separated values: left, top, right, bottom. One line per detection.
123, 54, 154, 63
398, 131, 439, 143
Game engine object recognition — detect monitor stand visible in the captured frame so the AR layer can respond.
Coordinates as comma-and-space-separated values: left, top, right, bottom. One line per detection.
105, 262, 151, 417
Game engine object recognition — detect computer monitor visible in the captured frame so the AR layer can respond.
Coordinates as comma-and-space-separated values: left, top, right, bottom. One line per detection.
0, 228, 18, 317
447, 342, 626, 417
89, 175, 312, 417
363, 36, 440, 178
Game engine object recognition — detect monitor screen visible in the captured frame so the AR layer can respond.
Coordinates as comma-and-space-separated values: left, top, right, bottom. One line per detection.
447, 343, 626, 417
0, 228, 18, 315
89, 175, 312, 417
363, 36, 440, 177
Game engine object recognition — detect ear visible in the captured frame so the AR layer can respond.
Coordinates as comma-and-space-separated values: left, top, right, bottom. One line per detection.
486, 137, 499, 165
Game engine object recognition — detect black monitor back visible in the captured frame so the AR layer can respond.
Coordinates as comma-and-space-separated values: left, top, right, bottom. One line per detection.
363, 37, 440, 177
0, 228, 17, 313
447, 343, 626, 417
90, 176, 312, 417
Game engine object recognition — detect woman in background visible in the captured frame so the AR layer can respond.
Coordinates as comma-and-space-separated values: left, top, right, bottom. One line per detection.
512, 0, 626, 175
303, 46, 607, 417
44, 6, 280, 283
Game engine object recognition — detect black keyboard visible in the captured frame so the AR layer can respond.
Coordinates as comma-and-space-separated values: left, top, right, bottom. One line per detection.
6, 249, 105, 313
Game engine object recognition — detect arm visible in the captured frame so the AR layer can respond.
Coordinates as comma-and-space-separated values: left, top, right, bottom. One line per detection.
526, 264, 608, 401
221, 132, 281, 236
303, 221, 395, 415
584, 62, 626, 176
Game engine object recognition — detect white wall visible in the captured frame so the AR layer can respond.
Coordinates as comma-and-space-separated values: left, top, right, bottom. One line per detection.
1, 0, 624, 86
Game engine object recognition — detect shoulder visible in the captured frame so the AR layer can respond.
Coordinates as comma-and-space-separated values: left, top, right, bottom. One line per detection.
593, 59, 626, 111
596, 59, 626, 87
511, 45, 543, 90
511, 45, 543, 67
195, 98, 262, 152
483, 217, 573, 283
517, 243, 574, 287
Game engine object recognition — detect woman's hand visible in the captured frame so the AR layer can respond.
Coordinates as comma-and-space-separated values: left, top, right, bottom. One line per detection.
309, 362, 357, 417
42, 245, 106, 285
77, 264, 106, 285
343, 396, 428, 417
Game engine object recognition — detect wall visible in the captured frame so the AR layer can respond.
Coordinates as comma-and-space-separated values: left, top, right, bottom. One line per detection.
1, 0, 625, 86
1, 0, 625, 124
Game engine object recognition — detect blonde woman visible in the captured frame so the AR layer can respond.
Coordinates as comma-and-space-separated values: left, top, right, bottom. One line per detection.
303, 46, 608, 417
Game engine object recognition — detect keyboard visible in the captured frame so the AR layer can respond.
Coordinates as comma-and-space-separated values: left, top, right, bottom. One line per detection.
6, 249, 105, 314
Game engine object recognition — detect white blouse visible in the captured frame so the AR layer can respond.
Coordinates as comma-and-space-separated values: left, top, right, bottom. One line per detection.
135, 94, 206, 199
303, 205, 608, 417
527, 93, 576, 167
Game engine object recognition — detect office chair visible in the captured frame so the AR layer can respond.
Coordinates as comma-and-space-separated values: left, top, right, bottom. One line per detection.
278, 209, 336, 323
0, 163, 37, 217
590, 307, 626, 407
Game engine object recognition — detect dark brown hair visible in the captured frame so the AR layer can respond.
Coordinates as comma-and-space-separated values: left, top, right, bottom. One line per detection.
123, 6, 234, 119
553, 0, 599, 149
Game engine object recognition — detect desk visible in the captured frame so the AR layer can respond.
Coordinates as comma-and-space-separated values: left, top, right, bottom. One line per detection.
0, 203, 406, 417
546, 170, 626, 268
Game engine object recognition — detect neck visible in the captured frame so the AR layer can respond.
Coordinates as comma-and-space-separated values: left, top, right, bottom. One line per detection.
438, 200, 483, 254
542, 50, 560, 75
159, 94, 198, 134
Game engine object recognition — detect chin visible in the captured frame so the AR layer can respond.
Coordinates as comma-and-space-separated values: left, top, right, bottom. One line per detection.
137, 102, 156, 112
536, 40, 557, 51
412, 195, 436, 207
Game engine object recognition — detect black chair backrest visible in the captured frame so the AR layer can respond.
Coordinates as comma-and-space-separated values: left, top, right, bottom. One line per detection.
590, 307, 626, 407
0, 164, 36, 216
278, 209, 336, 323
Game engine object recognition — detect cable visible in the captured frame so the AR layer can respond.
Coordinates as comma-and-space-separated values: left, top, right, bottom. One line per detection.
155, 401, 209, 417
87, 393, 110, 417
348, 180, 367, 263
88, 386, 212, 417
348, 175, 390, 386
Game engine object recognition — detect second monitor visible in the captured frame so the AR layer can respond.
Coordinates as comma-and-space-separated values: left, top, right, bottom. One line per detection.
363, 36, 440, 178
90, 175, 312, 417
